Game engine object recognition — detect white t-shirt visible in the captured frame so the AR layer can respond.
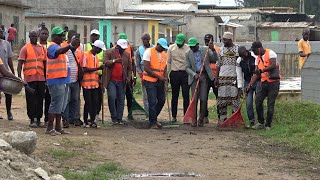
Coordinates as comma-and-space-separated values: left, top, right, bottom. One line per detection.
143, 48, 162, 62
255, 49, 277, 65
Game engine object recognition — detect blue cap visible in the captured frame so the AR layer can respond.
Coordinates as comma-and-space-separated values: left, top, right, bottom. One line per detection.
157, 38, 169, 49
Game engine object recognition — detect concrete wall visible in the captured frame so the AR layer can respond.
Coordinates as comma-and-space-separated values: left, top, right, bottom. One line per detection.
231, 19, 257, 42
183, 16, 220, 43
0, 5, 25, 47
25, 17, 92, 44
257, 28, 302, 42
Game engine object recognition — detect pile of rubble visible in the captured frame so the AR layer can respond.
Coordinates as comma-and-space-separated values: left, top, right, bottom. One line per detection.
0, 131, 65, 180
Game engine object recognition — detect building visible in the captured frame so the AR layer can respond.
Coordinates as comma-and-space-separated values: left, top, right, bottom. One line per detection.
0, 0, 31, 47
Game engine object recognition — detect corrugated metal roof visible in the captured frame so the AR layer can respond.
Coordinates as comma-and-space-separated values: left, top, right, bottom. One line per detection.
25, 13, 163, 21
229, 15, 252, 20
258, 22, 312, 28
196, 8, 261, 15
219, 22, 243, 28
124, 2, 197, 12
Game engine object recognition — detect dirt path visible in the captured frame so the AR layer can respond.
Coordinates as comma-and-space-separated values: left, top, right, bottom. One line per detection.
0, 95, 319, 180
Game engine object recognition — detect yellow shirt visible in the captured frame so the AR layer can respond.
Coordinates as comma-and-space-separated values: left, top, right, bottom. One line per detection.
298, 39, 311, 69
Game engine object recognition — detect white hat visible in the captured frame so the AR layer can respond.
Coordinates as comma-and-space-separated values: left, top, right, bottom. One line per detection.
93, 40, 106, 51
223, 32, 233, 40
117, 39, 128, 49
90, 29, 100, 35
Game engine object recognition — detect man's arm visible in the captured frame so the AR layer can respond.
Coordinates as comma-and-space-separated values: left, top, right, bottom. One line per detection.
144, 61, 163, 80
236, 57, 243, 89
127, 55, 133, 81
185, 51, 196, 77
261, 58, 277, 72
17, 61, 23, 78
7, 42, 14, 74
0, 64, 20, 81
135, 49, 143, 73
130, 47, 136, 78
167, 46, 172, 73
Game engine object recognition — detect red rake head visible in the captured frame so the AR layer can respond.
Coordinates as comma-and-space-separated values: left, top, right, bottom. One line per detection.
183, 100, 196, 124
218, 108, 246, 128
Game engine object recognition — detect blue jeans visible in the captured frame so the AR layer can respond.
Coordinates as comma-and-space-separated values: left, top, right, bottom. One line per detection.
245, 81, 257, 123
145, 80, 165, 125
48, 84, 69, 114
107, 81, 125, 121
63, 82, 80, 123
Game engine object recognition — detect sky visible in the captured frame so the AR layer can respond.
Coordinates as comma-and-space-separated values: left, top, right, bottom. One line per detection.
199, 0, 236, 6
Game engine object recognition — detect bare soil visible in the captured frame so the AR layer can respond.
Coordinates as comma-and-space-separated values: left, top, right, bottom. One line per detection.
0, 95, 319, 180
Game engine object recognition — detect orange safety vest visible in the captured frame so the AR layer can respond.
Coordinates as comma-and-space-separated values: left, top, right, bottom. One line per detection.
23, 43, 46, 77
81, 50, 99, 88
209, 45, 220, 76
125, 44, 133, 61
61, 41, 83, 64
257, 49, 279, 82
143, 48, 167, 82
46, 42, 68, 79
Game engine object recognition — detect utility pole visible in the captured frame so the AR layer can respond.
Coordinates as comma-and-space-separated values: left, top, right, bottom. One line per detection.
299, 0, 305, 14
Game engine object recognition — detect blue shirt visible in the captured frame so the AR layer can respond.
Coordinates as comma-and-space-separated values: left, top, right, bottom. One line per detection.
194, 50, 202, 72
47, 44, 71, 85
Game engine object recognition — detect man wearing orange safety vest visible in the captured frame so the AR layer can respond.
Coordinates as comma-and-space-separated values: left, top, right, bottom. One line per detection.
17, 30, 47, 128
61, 30, 83, 128
203, 34, 220, 123
247, 41, 280, 130
81, 40, 105, 128
84, 29, 104, 122
45, 26, 80, 136
143, 38, 169, 129
118, 33, 136, 120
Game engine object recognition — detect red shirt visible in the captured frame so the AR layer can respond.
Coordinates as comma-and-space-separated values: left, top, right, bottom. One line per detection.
8, 27, 17, 41
111, 49, 123, 82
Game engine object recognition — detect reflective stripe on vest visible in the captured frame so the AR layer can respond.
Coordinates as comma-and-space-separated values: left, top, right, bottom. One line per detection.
81, 50, 99, 88
23, 43, 45, 76
257, 49, 279, 82
46, 42, 68, 79
143, 48, 167, 82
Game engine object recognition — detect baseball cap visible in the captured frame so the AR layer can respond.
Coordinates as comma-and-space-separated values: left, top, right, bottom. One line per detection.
90, 29, 100, 35
204, 34, 213, 40
157, 38, 169, 49
250, 41, 263, 50
93, 40, 106, 51
188, 37, 198, 47
118, 33, 128, 40
175, 33, 186, 45
51, 26, 64, 35
117, 39, 128, 49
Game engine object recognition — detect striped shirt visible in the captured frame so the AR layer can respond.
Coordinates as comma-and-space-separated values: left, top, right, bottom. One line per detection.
66, 49, 78, 83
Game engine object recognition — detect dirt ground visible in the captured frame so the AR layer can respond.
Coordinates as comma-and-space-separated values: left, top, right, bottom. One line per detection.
0, 94, 319, 180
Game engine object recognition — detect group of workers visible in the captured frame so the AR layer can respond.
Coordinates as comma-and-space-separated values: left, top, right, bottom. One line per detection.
3, 23, 309, 135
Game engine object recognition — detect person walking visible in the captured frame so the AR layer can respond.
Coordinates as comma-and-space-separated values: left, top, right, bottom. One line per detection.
118, 33, 136, 120
167, 33, 190, 122
84, 29, 104, 121
45, 26, 79, 136
203, 34, 220, 123
186, 37, 215, 127
215, 32, 241, 124
7, 24, 17, 51
81, 40, 105, 128
298, 29, 311, 70
247, 41, 280, 130
237, 46, 257, 128
17, 30, 46, 127
61, 30, 83, 128
0, 28, 14, 120
135, 33, 153, 113
103, 39, 132, 124
143, 38, 169, 129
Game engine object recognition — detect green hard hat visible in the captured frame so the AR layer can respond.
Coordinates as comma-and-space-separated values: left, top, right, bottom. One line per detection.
188, 37, 198, 47
51, 26, 64, 35
175, 33, 186, 45
118, 33, 128, 40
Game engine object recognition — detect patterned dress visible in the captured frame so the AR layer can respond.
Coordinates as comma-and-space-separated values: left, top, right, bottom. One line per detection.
216, 45, 240, 121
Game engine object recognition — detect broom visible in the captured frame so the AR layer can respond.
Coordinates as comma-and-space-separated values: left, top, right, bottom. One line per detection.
183, 44, 211, 124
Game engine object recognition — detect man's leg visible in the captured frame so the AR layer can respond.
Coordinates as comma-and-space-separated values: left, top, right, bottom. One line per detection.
47, 84, 65, 135
126, 83, 133, 120
36, 81, 46, 126
265, 81, 280, 128
68, 82, 81, 124
107, 81, 118, 122
255, 81, 268, 128
142, 82, 149, 114
88, 89, 96, 124
170, 71, 180, 121
83, 88, 92, 125
181, 71, 190, 115
116, 82, 125, 122
5, 93, 12, 120
44, 86, 51, 124
245, 81, 255, 126
198, 74, 208, 126
156, 81, 166, 117
25, 82, 36, 125
145, 81, 157, 125
96, 77, 103, 118
91, 88, 99, 125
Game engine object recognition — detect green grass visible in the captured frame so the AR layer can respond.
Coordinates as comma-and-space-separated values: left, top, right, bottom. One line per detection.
63, 162, 127, 180
209, 99, 320, 158
49, 148, 79, 160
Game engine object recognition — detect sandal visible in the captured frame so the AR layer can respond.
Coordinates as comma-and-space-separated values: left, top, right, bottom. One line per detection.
45, 129, 61, 136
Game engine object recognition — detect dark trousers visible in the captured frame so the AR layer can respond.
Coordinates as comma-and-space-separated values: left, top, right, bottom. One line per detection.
4, 93, 12, 114
126, 83, 133, 115
205, 79, 219, 118
25, 81, 46, 122
169, 71, 189, 118
44, 86, 51, 122
145, 80, 165, 125
83, 88, 99, 124
96, 84, 103, 115
255, 81, 280, 127
63, 82, 81, 123
191, 73, 208, 122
